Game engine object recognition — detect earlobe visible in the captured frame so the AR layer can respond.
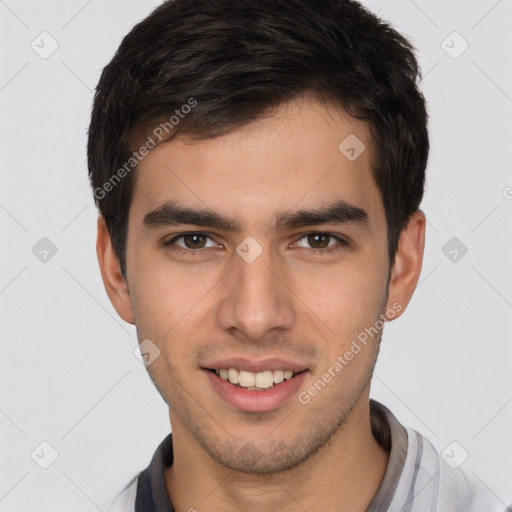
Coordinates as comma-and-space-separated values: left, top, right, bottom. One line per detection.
385, 210, 426, 320
96, 215, 135, 325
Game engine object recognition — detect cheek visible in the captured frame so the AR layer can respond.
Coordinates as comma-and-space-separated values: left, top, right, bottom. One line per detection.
304, 262, 387, 339
306, 270, 385, 394
128, 255, 185, 331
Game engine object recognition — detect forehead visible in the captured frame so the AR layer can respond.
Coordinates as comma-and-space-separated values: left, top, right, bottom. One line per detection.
129, 96, 384, 232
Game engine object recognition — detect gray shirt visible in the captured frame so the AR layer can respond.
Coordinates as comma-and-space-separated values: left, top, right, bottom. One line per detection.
104, 400, 510, 511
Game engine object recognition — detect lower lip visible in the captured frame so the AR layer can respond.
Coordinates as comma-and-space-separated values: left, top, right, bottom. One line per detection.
203, 369, 309, 413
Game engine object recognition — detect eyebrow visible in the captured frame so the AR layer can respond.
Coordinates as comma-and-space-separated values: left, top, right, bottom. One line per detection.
142, 199, 369, 232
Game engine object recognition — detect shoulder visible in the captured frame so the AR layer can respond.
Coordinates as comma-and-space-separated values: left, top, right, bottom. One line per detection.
396, 427, 509, 512
101, 475, 138, 512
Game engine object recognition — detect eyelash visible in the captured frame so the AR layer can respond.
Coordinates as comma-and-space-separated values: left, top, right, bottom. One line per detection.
163, 231, 349, 256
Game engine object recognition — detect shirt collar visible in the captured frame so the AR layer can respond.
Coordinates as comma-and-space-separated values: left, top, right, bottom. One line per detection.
135, 399, 408, 512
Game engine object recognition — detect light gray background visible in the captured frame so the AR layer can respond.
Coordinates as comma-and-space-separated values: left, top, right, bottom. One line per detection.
1, 0, 511, 510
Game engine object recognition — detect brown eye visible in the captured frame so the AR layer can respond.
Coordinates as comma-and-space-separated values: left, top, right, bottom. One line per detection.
164, 232, 218, 252
307, 233, 330, 249
181, 233, 207, 249
295, 232, 346, 251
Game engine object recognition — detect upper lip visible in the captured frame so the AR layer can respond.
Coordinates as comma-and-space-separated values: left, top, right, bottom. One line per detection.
203, 357, 308, 374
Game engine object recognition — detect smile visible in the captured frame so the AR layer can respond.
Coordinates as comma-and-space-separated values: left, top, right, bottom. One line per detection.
210, 368, 298, 390
204, 367, 309, 412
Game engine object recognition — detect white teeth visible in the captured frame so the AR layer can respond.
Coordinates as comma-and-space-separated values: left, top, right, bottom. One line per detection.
227, 368, 239, 384
255, 370, 274, 389
213, 368, 298, 389
238, 370, 255, 387
273, 369, 284, 384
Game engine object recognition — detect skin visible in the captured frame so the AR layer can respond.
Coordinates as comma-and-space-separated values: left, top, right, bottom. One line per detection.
97, 96, 425, 512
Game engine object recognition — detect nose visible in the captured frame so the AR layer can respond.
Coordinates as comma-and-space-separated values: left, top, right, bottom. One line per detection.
215, 240, 296, 342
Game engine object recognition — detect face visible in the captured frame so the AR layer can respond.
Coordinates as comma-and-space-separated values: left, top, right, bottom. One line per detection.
99, 96, 424, 475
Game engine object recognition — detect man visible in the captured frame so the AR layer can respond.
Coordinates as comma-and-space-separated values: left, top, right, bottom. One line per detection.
87, 0, 508, 510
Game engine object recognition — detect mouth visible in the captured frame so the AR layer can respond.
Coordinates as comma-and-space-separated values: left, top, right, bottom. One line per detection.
201, 357, 310, 412
206, 368, 305, 391
202, 365, 309, 413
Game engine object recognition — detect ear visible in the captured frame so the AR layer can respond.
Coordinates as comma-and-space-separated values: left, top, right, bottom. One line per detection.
96, 215, 135, 325
385, 210, 426, 320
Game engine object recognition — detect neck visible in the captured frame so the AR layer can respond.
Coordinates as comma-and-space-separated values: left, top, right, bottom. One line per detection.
165, 398, 389, 512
